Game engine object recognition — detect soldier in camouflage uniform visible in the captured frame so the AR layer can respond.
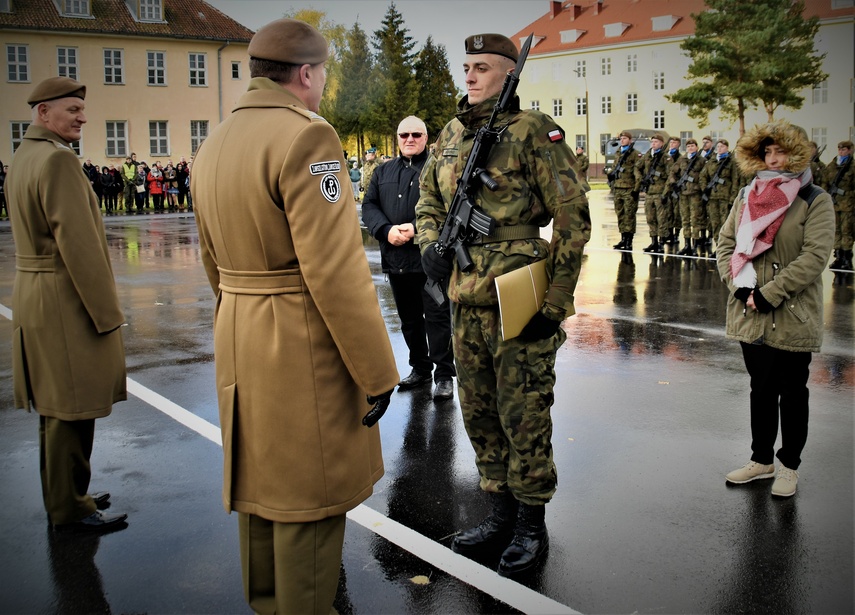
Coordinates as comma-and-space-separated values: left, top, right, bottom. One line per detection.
360, 148, 380, 193
822, 140, 854, 270
809, 141, 826, 185
667, 138, 705, 256
575, 146, 589, 178
609, 130, 643, 250
637, 133, 673, 253
699, 139, 738, 257
665, 136, 683, 245
416, 33, 590, 577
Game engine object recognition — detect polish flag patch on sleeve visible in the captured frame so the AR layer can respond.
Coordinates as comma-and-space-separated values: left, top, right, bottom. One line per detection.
548, 129, 563, 142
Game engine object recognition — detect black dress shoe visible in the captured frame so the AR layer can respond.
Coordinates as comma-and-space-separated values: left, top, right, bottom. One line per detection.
397, 370, 432, 391
433, 379, 454, 400
90, 491, 110, 509
55, 510, 128, 533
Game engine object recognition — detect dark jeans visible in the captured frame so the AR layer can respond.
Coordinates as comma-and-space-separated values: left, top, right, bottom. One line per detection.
741, 342, 811, 470
389, 271, 455, 381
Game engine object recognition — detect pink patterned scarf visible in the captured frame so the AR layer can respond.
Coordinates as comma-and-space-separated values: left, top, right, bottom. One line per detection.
730, 173, 803, 288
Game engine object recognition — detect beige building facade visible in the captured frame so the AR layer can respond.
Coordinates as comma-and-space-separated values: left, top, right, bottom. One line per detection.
0, 0, 252, 165
514, 0, 854, 174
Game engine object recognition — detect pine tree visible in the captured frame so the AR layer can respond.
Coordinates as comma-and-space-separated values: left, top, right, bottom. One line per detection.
414, 36, 459, 140
333, 23, 377, 157
668, 0, 827, 135
372, 2, 417, 148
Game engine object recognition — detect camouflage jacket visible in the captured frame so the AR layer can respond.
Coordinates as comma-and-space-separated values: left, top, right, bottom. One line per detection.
638, 149, 671, 195
699, 154, 739, 203
361, 159, 380, 191
666, 152, 704, 196
416, 94, 591, 319
612, 145, 643, 191
822, 156, 854, 208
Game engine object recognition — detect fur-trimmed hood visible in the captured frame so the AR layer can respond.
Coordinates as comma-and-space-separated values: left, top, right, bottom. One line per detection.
735, 120, 811, 176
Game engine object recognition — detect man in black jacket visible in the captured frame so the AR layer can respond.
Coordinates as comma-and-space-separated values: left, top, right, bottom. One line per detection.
362, 116, 455, 400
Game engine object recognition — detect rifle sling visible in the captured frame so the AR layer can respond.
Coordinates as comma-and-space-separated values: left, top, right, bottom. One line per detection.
469, 225, 542, 244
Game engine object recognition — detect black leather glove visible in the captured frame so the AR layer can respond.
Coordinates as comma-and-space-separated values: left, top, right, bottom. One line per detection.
362, 388, 394, 427
753, 287, 774, 313
631, 190, 640, 202
733, 287, 752, 303
520, 311, 561, 342
421, 243, 453, 282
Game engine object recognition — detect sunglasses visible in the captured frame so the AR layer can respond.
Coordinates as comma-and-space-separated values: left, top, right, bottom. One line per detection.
398, 132, 424, 139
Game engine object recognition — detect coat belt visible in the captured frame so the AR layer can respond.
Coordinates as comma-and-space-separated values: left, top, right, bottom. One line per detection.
469, 225, 542, 245
218, 268, 303, 295
15, 254, 54, 272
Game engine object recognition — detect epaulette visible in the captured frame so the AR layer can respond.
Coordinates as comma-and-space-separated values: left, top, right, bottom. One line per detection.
286, 105, 328, 123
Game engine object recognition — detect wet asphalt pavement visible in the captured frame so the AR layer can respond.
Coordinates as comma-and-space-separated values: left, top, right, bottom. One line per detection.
0, 191, 852, 615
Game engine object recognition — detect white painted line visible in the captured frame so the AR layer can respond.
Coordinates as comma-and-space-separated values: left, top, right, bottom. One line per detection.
347, 505, 580, 615
125, 377, 222, 445
0, 303, 12, 321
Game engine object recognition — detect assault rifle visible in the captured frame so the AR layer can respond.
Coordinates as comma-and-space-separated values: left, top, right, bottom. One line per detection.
607, 147, 633, 188
663, 154, 700, 205
812, 144, 826, 163
424, 33, 534, 306
702, 156, 731, 203
828, 156, 851, 205
639, 150, 663, 194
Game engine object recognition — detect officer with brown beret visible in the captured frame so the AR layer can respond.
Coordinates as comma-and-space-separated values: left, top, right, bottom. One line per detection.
191, 18, 399, 613
7, 76, 129, 532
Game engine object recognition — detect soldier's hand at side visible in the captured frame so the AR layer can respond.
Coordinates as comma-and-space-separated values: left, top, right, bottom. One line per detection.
520, 311, 562, 342
421, 243, 453, 282
363, 388, 394, 428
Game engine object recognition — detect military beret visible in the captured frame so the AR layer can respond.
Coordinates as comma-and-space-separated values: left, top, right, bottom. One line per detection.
619, 130, 633, 139
686, 138, 698, 146
248, 18, 329, 65
839, 140, 854, 149
464, 33, 518, 62
651, 133, 666, 142
27, 76, 86, 107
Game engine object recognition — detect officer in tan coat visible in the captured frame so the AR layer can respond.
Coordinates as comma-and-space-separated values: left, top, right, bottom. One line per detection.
191, 19, 399, 614
6, 77, 128, 532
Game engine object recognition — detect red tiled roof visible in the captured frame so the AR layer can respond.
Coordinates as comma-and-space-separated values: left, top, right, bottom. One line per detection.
0, 0, 253, 42
513, 0, 850, 55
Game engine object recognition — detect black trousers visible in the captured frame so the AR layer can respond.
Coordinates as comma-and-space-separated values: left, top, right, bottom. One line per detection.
388, 271, 455, 381
741, 342, 811, 470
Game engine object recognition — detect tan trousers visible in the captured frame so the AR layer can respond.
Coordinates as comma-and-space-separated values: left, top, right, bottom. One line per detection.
238, 512, 346, 615
39, 415, 97, 525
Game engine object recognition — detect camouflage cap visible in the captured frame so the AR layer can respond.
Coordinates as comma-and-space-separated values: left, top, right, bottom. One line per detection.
248, 18, 328, 65
27, 76, 86, 107
464, 33, 518, 62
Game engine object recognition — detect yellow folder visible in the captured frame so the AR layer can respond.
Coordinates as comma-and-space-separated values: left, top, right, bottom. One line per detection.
495, 259, 548, 341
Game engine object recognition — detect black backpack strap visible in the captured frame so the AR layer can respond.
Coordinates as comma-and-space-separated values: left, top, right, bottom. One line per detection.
798, 183, 823, 207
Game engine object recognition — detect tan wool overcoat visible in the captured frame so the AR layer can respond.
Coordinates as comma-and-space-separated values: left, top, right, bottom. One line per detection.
192, 78, 399, 524
7, 125, 127, 420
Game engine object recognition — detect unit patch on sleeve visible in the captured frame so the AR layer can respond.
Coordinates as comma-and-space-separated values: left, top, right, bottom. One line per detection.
320, 174, 341, 203
547, 129, 563, 143
309, 160, 342, 175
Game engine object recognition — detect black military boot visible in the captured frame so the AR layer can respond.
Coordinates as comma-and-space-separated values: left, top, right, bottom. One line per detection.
643, 237, 660, 253
842, 250, 854, 271
678, 238, 693, 256
452, 491, 518, 555
497, 503, 548, 577
613, 232, 627, 250
829, 248, 842, 269
690, 239, 700, 257
625, 233, 634, 250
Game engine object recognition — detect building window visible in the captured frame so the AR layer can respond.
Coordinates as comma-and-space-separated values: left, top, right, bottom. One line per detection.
600, 133, 611, 155
6, 44, 28, 82
104, 49, 124, 84
812, 81, 828, 104
576, 134, 586, 150
139, 0, 163, 21
150, 121, 169, 156
231, 61, 241, 80
601, 95, 612, 114
190, 120, 209, 155
147, 51, 166, 86
653, 71, 665, 91
11, 121, 31, 153
57, 47, 78, 80
106, 121, 128, 157
601, 57, 611, 76
530, 100, 540, 111
627, 53, 637, 73
189, 53, 207, 86
0, 0, 11, 13
810, 127, 827, 148
63, 0, 90, 16
709, 130, 724, 143
576, 97, 587, 116
575, 59, 586, 78
680, 131, 693, 149
627, 93, 638, 113
654, 110, 665, 129
69, 138, 81, 156
553, 98, 563, 117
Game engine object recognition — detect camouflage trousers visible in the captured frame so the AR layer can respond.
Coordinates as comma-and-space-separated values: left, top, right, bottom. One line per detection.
833, 203, 854, 250
678, 194, 705, 239
707, 198, 730, 245
451, 302, 565, 505
613, 188, 638, 233
644, 193, 673, 238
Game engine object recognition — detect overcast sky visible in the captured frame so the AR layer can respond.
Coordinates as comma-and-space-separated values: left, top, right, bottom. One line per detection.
205, 0, 547, 91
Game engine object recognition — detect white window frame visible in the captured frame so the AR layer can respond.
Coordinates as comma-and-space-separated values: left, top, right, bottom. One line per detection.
654, 110, 665, 130
530, 100, 540, 111
63, 0, 90, 16
680, 131, 693, 150
601, 95, 612, 114
553, 98, 563, 117
189, 53, 208, 87
104, 48, 124, 84
627, 53, 637, 73
57, 47, 78, 80
231, 61, 241, 80
576, 97, 587, 116
627, 93, 638, 113
190, 120, 209, 155
147, 50, 166, 86
812, 80, 828, 104
7, 44, 29, 82
106, 121, 128, 158
810, 127, 827, 149
149, 120, 169, 156
601, 57, 611, 76
11, 121, 31, 154
653, 71, 665, 91
576, 134, 586, 150
139, 0, 163, 21
575, 59, 586, 78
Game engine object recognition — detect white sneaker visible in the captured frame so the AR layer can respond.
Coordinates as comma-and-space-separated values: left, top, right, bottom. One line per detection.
725, 460, 776, 484
771, 465, 798, 497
